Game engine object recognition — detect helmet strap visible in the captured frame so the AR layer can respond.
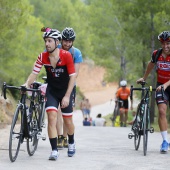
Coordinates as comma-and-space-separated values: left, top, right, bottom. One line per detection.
49, 39, 58, 53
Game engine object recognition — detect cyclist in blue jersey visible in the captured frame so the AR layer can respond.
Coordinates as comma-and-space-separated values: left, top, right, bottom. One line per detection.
56, 27, 83, 149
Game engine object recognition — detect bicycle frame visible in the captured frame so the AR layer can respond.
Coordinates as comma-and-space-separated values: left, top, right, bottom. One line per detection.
128, 81, 156, 156
2, 82, 41, 162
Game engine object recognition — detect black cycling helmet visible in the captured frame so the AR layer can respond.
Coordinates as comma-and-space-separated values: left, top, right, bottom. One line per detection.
62, 27, 76, 41
158, 31, 170, 42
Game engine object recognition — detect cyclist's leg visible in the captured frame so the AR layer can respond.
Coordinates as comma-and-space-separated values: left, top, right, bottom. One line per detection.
119, 100, 124, 127
124, 100, 129, 127
156, 86, 169, 153
119, 108, 124, 127
61, 93, 75, 157
63, 123, 68, 148
56, 107, 64, 149
46, 87, 60, 160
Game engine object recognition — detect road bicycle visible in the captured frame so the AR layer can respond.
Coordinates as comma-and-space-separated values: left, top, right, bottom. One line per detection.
110, 99, 123, 127
128, 81, 158, 156
2, 79, 47, 162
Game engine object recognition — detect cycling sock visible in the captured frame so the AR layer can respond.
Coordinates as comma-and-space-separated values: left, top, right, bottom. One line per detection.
161, 131, 168, 143
68, 134, 74, 144
49, 137, 58, 151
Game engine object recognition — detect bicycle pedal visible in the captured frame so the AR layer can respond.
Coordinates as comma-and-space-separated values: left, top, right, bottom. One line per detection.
37, 132, 46, 140
42, 135, 46, 141
150, 127, 154, 133
128, 133, 134, 139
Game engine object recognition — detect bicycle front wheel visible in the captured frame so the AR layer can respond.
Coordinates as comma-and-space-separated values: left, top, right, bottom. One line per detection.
143, 104, 149, 156
134, 104, 142, 150
27, 109, 39, 156
9, 105, 24, 162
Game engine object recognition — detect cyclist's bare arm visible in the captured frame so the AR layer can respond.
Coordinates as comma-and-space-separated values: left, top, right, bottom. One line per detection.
61, 74, 76, 108
25, 73, 37, 87
157, 79, 170, 91
74, 63, 81, 78
136, 61, 155, 83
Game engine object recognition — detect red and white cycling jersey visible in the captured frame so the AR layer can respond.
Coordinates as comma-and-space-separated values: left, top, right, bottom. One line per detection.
33, 49, 75, 90
151, 50, 170, 84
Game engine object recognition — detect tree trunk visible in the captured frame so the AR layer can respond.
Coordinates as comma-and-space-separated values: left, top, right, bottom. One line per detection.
150, 12, 155, 124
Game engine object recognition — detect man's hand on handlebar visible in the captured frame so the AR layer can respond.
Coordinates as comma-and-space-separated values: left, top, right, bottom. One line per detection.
136, 78, 145, 84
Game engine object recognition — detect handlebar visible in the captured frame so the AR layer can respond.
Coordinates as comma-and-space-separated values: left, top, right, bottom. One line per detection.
2, 82, 40, 100
130, 81, 164, 101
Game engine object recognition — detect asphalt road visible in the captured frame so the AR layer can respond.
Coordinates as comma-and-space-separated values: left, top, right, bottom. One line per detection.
0, 102, 170, 170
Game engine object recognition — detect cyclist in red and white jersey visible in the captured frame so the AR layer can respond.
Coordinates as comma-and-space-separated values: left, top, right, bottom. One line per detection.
24, 28, 76, 160
137, 31, 170, 153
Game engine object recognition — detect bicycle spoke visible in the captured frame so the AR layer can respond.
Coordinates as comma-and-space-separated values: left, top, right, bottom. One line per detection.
27, 110, 39, 156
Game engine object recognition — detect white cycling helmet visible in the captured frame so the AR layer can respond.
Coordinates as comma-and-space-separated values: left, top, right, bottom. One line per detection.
43, 29, 61, 41
120, 80, 127, 87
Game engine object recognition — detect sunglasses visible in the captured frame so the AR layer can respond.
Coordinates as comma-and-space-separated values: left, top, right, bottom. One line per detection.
159, 37, 170, 42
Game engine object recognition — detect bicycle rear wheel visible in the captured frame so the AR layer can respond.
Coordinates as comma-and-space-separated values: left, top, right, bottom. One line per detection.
9, 105, 24, 162
143, 104, 149, 156
133, 104, 142, 150
112, 104, 119, 126
27, 109, 39, 156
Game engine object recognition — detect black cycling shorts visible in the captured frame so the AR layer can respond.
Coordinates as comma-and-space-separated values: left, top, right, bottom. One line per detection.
119, 99, 128, 109
45, 85, 73, 117
155, 83, 170, 106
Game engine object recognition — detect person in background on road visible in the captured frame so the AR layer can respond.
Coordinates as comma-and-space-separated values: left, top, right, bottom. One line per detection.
137, 31, 170, 153
80, 98, 91, 119
56, 27, 83, 149
24, 28, 76, 160
84, 98, 91, 119
116, 80, 133, 127
80, 97, 87, 118
93, 113, 106, 126
83, 117, 91, 126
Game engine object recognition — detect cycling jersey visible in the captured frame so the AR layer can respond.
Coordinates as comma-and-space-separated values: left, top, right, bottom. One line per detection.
151, 50, 170, 84
58, 44, 83, 63
33, 49, 75, 90
116, 87, 130, 100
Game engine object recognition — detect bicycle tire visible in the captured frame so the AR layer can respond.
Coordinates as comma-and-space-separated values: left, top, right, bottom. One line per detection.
27, 108, 39, 156
143, 104, 149, 156
112, 104, 120, 126
9, 105, 24, 162
39, 101, 46, 129
133, 104, 142, 150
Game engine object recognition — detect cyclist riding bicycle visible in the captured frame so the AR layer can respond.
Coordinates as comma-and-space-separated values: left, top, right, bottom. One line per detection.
116, 80, 133, 127
137, 31, 170, 153
24, 28, 76, 160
